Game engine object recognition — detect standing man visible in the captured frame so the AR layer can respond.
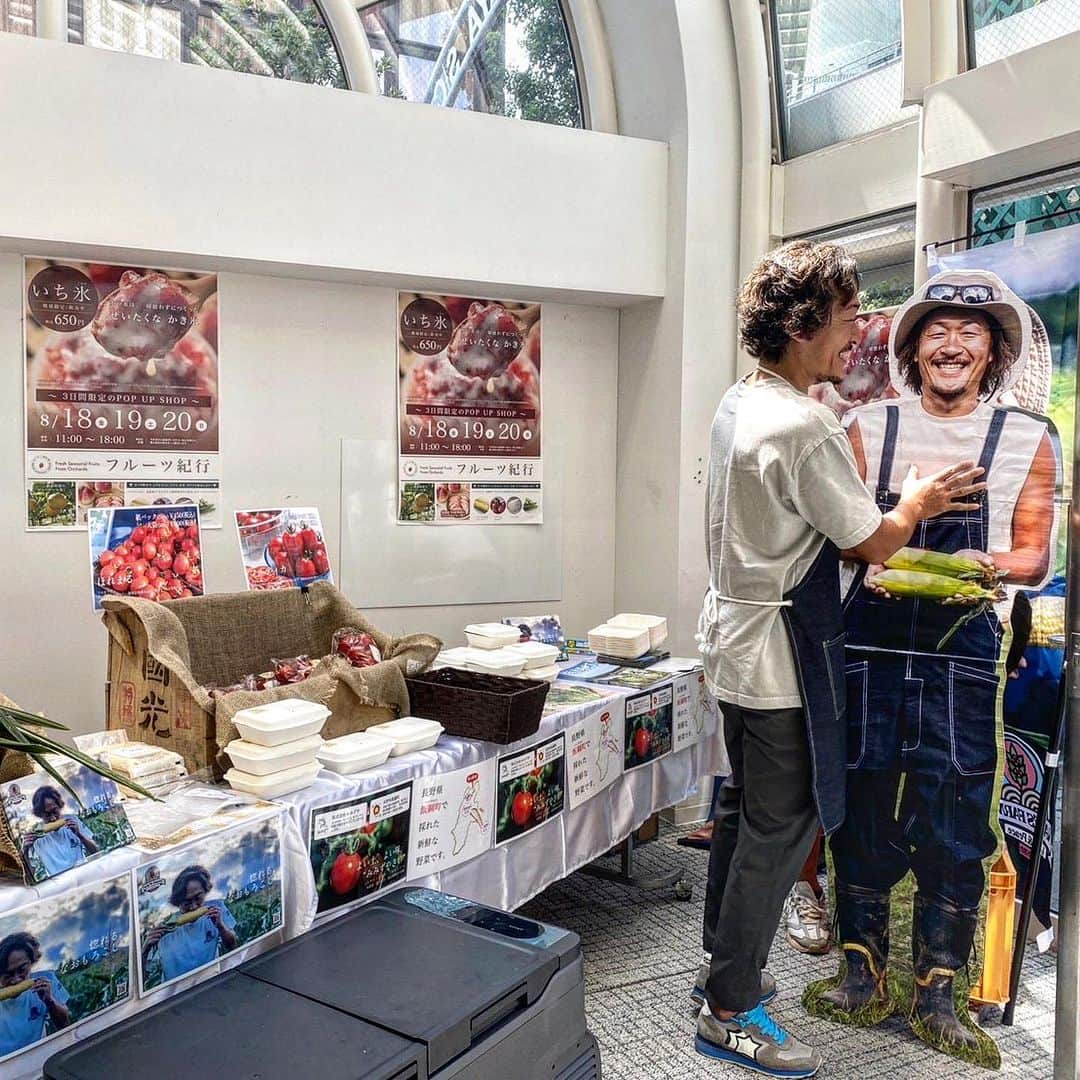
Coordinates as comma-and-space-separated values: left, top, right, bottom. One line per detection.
694, 241, 984, 1077
820, 270, 1058, 1055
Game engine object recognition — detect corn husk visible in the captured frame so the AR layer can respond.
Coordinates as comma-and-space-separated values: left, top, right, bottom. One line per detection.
884, 547, 999, 584
869, 569, 1004, 604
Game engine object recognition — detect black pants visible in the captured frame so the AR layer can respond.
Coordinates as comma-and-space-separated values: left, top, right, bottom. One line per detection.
702, 703, 820, 1012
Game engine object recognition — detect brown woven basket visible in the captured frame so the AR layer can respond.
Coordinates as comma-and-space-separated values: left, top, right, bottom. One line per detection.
405, 668, 549, 744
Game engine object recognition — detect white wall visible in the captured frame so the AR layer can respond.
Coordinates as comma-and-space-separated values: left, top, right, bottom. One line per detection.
0, 256, 619, 733
0, 34, 666, 306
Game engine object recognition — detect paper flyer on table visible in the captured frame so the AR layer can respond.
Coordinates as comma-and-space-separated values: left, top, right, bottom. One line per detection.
408, 759, 496, 878
309, 781, 412, 915
0, 874, 132, 1067
624, 685, 674, 770
566, 695, 626, 809
495, 733, 565, 846
672, 673, 704, 754
134, 814, 284, 997
24, 257, 220, 532
397, 292, 542, 525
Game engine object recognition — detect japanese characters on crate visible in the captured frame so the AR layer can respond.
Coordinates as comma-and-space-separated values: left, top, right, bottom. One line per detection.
135, 815, 283, 995
397, 292, 542, 525
800, 259, 1067, 1066
88, 505, 203, 610
623, 687, 673, 770
2, 764, 134, 884
235, 507, 332, 592
309, 783, 412, 915
24, 258, 221, 531
495, 734, 565, 846
0, 875, 131, 1065
408, 760, 496, 878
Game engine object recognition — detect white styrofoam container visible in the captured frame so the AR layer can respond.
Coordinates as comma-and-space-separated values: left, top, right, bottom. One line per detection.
609, 613, 669, 650
224, 734, 323, 776
520, 663, 559, 683
434, 647, 475, 670
224, 760, 321, 798
464, 623, 522, 650
466, 650, 527, 676
317, 732, 395, 774
505, 641, 560, 669
231, 699, 330, 747
366, 716, 444, 757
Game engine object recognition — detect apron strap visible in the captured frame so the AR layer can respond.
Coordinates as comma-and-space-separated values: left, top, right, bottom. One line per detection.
876, 404, 899, 501
978, 408, 1008, 475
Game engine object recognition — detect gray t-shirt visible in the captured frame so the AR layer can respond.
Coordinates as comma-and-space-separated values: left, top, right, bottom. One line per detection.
700, 371, 882, 708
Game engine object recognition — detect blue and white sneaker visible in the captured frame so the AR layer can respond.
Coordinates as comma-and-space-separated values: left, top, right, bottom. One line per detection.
696, 1001, 822, 1077
691, 954, 777, 1006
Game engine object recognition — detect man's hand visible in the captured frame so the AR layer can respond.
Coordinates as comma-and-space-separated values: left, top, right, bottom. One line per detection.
901, 462, 986, 520
206, 906, 224, 929
954, 548, 997, 572
863, 566, 894, 597
32, 978, 53, 1004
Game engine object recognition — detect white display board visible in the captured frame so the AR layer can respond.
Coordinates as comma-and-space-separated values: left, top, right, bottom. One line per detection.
340, 438, 563, 608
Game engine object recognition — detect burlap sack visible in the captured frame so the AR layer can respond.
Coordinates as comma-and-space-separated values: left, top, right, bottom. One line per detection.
0, 691, 39, 879
102, 583, 441, 775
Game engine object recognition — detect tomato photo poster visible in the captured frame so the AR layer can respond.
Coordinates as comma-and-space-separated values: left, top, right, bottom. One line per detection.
495, 733, 565, 846
24, 257, 221, 531
624, 686, 674, 770
235, 507, 332, 591
309, 782, 412, 915
397, 292, 542, 525
88, 505, 204, 611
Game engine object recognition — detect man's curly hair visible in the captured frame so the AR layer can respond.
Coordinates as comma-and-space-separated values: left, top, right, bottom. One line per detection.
737, 240, 860, 363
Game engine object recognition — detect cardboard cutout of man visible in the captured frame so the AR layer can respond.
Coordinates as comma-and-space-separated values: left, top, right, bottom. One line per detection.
820, 270, 1059, 1054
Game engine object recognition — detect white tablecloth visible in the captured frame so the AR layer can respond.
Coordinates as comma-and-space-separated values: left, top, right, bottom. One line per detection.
1, 668, 723, 1077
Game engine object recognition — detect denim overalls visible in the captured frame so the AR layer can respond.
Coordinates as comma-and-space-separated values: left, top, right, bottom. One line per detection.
830, 404, 1005, 909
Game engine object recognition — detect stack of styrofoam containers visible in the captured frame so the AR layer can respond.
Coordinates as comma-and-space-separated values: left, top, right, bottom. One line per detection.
317, 731, 396, 775
224, 699, 330, 798
505, 641, 560, 683
100, 744, 189, 798
588, 614, 668, 659
464, 623, 522, 651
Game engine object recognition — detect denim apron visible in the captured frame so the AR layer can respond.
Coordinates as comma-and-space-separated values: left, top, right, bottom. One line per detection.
842, 404, 1005, 775
779, 539, 849, 835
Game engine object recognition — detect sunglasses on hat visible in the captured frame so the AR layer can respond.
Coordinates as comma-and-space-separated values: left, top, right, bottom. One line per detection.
925, 283, 994, 305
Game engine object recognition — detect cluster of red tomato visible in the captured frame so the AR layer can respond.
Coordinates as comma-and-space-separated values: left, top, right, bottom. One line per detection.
332, 629, 381, 669
97, 514, 202, 601
269, 524, 330, 581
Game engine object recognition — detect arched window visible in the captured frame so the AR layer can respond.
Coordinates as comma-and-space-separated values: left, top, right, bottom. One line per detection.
66, 0, 347, 87
359, 0, 584, 126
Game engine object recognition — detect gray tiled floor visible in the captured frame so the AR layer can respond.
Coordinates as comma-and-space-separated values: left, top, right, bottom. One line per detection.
521, 824, 1056, 1079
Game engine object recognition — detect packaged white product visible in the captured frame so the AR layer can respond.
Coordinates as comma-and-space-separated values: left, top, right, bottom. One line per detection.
504, 641, 560, 669
464, 623, 522, 650
224, 734, 323, 777
224, 761, 321, 798
520, 664, 559, 683
231, 699, 330, 747
465, 650, 527, 677
608, 613, 669, 650
366, 717, 444, 757
317, 731, 396, 774
102, 743, 185, 778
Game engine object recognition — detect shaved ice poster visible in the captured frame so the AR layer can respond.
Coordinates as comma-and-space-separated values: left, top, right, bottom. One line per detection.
24, 257, 221, 531
397, 292, 542, 525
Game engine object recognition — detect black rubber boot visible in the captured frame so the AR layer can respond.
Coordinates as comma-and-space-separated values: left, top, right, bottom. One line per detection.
819, 884, 890, 1014
911, 893, 981, 1053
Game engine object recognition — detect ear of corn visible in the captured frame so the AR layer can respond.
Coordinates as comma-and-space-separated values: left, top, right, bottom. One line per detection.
35, 820, 68, 835
868, 569, 1004, 603
884, 547, 996, 582
170, 906, 209, 927
0, 980, 34, 1001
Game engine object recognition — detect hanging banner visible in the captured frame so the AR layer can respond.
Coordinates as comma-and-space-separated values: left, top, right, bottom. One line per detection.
24, 258, 221, 531
309, 782, 412, 915
134, 814, 283, 996
495, 733, 565, 846
0, 874, 132, 1067
397, 292, 542, 525
624, 686, 673, 770
408, 759, 496, 878
566, 695, 625, 809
